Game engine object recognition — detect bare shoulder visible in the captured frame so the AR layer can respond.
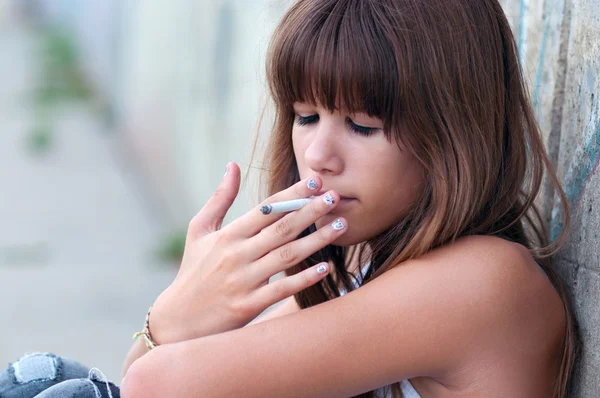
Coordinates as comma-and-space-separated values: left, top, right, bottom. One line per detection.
412, 234, 554, 297
413, 235, 566, 370
414, 234, 565, 334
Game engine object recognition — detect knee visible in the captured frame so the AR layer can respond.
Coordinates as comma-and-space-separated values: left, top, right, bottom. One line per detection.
0, 352, 91, 398
9, 352, 90, 382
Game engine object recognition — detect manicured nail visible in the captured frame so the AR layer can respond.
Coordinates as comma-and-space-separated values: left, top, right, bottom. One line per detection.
316, 264, 328, 273
323, 193, 334, 206
331, 219, 345, 230
307, 178, 318, 190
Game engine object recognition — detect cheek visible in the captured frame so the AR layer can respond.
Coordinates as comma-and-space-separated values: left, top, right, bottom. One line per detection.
347, 152, 421, 235
374, 150, 422, 208
353, 148, 406, 197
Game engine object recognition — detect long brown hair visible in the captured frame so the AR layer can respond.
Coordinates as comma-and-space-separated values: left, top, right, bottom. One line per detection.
253, 0, 580, 396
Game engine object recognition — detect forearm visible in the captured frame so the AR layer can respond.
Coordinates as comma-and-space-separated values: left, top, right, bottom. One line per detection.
121, 322, 256, 381
120, 298, 291, 381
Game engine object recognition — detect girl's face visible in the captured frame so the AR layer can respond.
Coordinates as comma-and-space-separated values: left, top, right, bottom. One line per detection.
292, 102, 425, 246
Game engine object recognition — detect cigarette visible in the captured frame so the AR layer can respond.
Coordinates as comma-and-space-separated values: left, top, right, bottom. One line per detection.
260, 197, 315, 215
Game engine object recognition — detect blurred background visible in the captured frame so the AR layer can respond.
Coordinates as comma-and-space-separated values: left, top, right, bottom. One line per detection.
0, 0, 598, 395
0, 0, 292, 382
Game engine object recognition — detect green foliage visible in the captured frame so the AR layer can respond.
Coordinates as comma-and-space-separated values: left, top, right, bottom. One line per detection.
27, 24, 97, 154
155, 230, 187, 265
27, 124, 53, 154
35, 25, 93, 104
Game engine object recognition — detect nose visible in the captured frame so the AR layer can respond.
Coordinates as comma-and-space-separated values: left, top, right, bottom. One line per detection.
303, 122, 344, 176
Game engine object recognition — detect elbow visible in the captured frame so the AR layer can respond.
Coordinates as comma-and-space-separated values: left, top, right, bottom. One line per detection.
120, 361, 156, 398
120, 346, 172, 398
119, 369, 143, 398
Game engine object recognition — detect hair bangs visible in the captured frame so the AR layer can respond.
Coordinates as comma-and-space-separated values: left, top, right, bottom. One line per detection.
267, 0, 403, 136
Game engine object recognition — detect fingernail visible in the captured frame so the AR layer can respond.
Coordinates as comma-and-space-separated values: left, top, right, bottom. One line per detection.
316, 264, 328, 273
323, 193, 334, 206
331, 219, 345, 230
224, 163, 229, 177
307, 178, 318, 190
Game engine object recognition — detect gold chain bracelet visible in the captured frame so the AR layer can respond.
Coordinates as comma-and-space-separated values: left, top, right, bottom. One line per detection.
132, 304, 159, 350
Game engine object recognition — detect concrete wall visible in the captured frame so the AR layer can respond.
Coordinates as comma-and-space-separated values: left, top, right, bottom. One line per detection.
117, 0, 292, 227
500, 0, 600, 395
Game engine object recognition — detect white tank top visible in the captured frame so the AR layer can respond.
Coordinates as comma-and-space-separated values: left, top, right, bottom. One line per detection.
339, 262, 423, 398
374, 380, 422, 398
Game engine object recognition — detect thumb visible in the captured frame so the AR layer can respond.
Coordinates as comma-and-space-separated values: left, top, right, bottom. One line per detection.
189, 162, 241, 236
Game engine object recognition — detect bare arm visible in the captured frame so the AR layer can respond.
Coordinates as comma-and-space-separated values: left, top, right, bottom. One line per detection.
120, 295, 301, 381
121, 236, 537, 398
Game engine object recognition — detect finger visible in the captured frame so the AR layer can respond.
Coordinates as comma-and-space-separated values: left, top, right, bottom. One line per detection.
250, 261, 331, 306
243, 190, 341, 260
188, 162, 241, 238
224, 176, 322, 238
249, 217, 347, 284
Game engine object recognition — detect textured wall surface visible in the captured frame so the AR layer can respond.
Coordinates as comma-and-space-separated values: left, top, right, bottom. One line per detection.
500, 0, 599, 396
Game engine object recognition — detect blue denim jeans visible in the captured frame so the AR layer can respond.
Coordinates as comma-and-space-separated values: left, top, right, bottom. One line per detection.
0, 352, 121, 398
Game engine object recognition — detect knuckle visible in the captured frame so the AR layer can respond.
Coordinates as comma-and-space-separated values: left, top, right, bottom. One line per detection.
301, 270, 313, 286
215, 229, 233, 244
228, 299, 249, 318
214, 257, 229, 272
317, 226, 331, 243
219, 248, 240, 266
213, 186, 235, 204
294, 183, 304, 197
260, 192, 279, 208
274, 218, 293, 239
259, 196, 273, 208
273, 281, 289, 300
278, 245, 297, 265
309, 202, 321, 217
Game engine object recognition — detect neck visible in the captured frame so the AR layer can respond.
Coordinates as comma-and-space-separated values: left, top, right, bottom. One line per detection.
344, 243, 371, 274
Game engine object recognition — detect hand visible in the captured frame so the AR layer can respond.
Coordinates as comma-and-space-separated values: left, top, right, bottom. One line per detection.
149, 162, 347, 344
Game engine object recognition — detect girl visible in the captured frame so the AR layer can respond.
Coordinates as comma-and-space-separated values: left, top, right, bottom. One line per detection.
0, 0, 579, 397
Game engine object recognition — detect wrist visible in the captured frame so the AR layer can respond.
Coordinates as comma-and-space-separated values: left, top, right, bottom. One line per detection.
133, 305, 159, 350
146, 298, 188, 345
147, 292, 211, 344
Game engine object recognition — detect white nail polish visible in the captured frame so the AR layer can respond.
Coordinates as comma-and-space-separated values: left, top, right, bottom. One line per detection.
317, 264, 328, 273
307, 178, 318, 190
331, 219, 345, 230
323, 193, 334, 206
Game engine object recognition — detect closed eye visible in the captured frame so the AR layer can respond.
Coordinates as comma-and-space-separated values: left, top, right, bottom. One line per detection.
295, 114, 319, 126
295, 114, 379, 137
